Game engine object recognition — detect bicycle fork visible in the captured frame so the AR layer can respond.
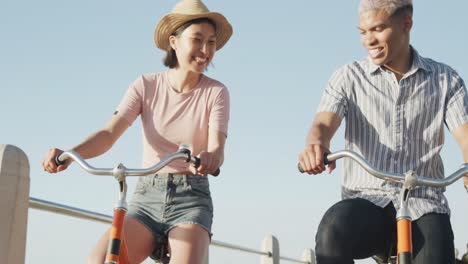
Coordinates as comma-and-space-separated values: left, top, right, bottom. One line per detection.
105, 179, 129, 264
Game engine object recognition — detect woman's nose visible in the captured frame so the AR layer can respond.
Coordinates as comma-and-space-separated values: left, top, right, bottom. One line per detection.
200, 42, 209, 54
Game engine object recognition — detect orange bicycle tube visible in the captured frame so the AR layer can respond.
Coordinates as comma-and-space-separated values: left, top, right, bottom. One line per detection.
397, 218, 412, 264
105, 208, 128, 264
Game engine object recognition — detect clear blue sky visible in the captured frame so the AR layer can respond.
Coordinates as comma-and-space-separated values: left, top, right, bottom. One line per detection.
1, 0, 467, 263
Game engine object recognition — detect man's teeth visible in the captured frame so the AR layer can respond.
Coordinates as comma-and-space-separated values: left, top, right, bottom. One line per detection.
369, 48, 382, 56
195, 57, 206, 62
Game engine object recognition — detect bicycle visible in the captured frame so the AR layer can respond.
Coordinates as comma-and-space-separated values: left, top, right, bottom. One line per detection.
298, 150, 468, 264
55, 145, 219, 264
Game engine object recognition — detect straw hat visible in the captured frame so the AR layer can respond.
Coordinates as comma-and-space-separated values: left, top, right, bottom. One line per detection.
154, 0, 233, 51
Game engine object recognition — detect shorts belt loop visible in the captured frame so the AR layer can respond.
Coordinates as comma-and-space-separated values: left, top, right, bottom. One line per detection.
168, 173, 174, 182
182, 175, 192, 191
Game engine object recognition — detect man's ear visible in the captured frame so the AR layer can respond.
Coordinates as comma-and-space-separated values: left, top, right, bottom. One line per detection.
403, 15, 413, 33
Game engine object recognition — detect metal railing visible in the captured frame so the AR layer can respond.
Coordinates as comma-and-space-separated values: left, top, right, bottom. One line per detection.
0, 144, 314, 264
29, 197, 314, 264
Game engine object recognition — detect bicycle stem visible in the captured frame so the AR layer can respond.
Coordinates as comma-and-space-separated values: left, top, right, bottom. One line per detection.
117, 179, 128, 211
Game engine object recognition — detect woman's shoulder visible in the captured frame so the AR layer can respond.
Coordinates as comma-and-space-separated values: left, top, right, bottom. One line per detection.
125, 72, 169, 98
131, 71, 168, 89
139, 71, 167, 83
201, 74, 228, 91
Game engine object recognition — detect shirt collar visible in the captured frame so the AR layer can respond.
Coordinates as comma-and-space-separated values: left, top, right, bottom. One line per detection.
409, 47, 432, 73
366, 46, 432, 75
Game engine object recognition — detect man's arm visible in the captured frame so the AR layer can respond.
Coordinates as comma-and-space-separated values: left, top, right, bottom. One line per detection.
299, 112, 341, 175
450, 123, 468, 190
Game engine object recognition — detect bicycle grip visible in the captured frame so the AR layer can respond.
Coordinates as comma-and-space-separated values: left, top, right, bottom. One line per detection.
297, 153, 330, 173
54, 154, 66, 166
324, 153, 330, 165
193, 157, 220, 176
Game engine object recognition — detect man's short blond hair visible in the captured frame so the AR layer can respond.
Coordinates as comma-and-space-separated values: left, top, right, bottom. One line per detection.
359, 0, 413, 16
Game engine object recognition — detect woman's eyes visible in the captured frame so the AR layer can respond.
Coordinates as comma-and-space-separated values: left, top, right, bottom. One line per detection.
191, 38, 216, 45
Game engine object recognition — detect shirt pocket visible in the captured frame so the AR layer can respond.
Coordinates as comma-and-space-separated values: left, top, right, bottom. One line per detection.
407, 89, 441, 130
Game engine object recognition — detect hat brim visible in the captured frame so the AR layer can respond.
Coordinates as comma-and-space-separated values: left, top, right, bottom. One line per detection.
155, 12, 233, 51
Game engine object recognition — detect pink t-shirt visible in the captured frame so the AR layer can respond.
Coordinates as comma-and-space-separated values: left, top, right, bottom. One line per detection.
116, 71, 230, 174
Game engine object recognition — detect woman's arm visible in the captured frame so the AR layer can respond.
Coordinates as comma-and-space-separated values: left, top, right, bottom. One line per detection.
196, 130, 226, 176
42, 115, 130, 173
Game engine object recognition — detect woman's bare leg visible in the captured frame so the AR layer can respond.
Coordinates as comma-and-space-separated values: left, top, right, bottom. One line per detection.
168, 224, 210, 264
87, 216, 156, 264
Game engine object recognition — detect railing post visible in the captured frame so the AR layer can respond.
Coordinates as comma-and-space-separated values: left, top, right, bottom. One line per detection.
204, 246, 209, 264
301, 248, 316, 264
260, 234, 279, 264
0, 144, 30, 264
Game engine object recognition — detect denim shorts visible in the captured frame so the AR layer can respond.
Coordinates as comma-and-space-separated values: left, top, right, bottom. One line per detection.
127, 174, 213, 260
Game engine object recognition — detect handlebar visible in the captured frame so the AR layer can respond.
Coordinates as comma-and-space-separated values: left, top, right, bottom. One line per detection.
55, 146, 220, 179
299, 150, 468, 188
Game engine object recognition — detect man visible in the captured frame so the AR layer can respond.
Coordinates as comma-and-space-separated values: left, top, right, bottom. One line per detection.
298, 0, 468, 263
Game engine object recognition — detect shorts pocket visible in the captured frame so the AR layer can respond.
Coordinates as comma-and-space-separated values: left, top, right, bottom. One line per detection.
134, 180, 150, 195
188, 181, 211, 197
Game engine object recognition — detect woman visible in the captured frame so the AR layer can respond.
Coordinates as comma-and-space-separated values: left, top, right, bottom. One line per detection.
42, 0, 233, 263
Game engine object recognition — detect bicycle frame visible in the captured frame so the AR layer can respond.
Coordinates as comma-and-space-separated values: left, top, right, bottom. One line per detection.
300, 150, 468, 264
56, 145, 202, 264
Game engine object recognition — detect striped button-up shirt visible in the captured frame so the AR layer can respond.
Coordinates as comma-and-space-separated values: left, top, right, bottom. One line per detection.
318, 47, 468, 220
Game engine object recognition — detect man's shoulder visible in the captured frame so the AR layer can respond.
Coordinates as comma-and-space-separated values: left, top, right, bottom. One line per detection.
328, 58, 371, 80
416, 53, 460, 76
340, 58, 369, 70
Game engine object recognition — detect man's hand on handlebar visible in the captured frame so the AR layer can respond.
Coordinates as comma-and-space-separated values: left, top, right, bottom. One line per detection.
42, 148, 72, 173
298, 143, 336, 175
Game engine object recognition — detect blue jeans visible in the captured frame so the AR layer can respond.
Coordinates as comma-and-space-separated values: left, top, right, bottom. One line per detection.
315, 198, 454, 264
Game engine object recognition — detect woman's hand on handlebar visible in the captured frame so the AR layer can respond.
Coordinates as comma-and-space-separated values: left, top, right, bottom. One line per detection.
196, 151, 222, 176
42, 148, 72, 173
298, 143, 336, 175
